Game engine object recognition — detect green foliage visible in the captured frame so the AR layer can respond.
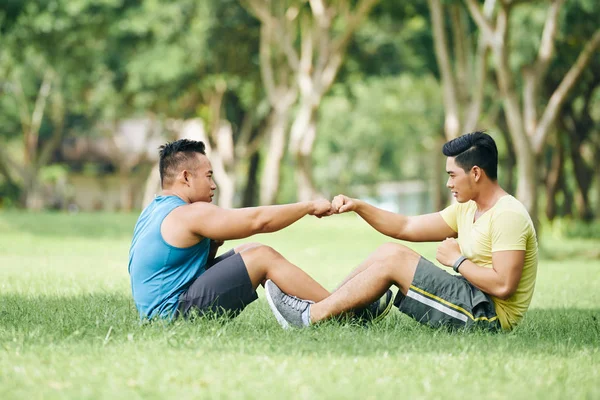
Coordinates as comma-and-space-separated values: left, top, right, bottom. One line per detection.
342, 0, 435, 80
549, 219, 600, 240
1, 0, 599, 220
314, 74, 443, 195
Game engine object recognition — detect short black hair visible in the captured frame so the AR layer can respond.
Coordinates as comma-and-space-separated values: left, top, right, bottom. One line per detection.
442, 131, 498, 180
158, 139, 206, 187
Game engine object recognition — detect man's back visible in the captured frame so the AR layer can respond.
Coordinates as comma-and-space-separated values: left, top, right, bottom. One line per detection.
128, 196, 210, 319
441, 195, 538, 329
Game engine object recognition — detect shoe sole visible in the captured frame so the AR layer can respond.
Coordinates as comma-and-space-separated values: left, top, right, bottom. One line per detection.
371, 293, 395, 324
264, 280, 291, 330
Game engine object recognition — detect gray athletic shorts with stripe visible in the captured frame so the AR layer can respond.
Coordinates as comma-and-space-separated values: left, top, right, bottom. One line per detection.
394, 257, 502, 331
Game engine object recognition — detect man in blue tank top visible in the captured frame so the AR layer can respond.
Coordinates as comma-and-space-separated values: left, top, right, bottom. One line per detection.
128, 139, 336, 320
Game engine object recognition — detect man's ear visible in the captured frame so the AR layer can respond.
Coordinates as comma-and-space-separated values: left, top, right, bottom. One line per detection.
471, 166, 482, 182
175, 170, 189, 186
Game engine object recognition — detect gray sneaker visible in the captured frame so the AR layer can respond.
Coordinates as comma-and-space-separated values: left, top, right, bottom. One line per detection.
264, 280, 313, 329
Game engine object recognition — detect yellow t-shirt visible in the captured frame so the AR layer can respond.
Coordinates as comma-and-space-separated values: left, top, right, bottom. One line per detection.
439, 195, 538, 330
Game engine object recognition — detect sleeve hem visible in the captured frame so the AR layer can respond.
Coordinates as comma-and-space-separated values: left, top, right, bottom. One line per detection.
439, 211, 458, 233
492, 246, 526, 252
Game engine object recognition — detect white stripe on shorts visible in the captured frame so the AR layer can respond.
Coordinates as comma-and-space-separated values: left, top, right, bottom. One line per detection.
407, 290, 468, 323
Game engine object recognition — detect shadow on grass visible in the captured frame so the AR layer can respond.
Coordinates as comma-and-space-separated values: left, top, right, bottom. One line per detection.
1, 293, 599, 356
0, 211, 138, 239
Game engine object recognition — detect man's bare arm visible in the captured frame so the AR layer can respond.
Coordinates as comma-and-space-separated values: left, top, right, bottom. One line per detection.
168, 200, 332, 242
456, 251, 525, 299
436, 239, 525, 300
332, 195, 456, 242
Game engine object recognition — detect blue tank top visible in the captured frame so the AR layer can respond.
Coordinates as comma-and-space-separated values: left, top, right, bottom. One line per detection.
128, 195, 210, 319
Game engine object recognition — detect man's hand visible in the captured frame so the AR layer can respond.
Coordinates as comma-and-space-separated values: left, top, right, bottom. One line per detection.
331, 194, 357, 214
211, 239, 225, 250
310, 199, 333, 218
207, 239, 225, 265
436, 238, 463, 268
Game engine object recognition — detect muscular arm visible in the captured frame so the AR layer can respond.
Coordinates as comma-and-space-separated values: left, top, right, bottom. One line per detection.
164, 200, 331, 244
457, 251, 525, 300
437, 239, 525, 300
350, 199, 457, 242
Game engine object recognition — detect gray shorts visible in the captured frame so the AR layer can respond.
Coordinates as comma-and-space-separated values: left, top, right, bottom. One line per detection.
394, 257, 501, 331
176, 250, 258, 318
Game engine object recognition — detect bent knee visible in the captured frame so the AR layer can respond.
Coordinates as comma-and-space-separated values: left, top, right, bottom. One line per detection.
376, 242, 411, 257
375, 243, 420, 265
235, 242, 263, 253
239, 244, 282, 265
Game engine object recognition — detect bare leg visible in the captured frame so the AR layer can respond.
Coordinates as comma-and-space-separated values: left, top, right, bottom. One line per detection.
233, 242, 262, 254
332, 247, 393, 291
310, 243, 420, 323
240, 245, 330, 303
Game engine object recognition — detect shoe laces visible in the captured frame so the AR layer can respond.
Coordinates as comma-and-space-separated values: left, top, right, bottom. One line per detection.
282, 294, 308, 311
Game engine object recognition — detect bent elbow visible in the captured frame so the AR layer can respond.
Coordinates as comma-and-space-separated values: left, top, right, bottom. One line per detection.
495, 286, 516, 300
251, 218, 271, 234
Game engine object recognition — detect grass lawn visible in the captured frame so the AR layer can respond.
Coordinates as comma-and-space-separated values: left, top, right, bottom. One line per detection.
1, 211, 599, 399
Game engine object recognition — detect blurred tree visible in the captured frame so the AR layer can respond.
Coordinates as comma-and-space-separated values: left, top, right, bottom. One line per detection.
0, 0, 117, 209
244, 0, 379, 203
543, 0, 600, 221
312, 1, 447, 210
427, 0, 492, 141
315, 75, 443, 195
463, 0, 600, 225
116, 0, 266, 209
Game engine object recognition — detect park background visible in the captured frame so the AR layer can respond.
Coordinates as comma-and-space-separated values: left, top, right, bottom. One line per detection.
1, 0, 599, 399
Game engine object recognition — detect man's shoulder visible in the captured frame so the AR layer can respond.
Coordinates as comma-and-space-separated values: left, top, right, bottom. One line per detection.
173, 200, 217, 215
164, 200, 221, 229
491, 196, 535, 233
494, 196, 531, 219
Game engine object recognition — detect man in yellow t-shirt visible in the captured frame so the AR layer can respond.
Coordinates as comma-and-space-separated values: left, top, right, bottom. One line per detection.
265, 131, 538, 331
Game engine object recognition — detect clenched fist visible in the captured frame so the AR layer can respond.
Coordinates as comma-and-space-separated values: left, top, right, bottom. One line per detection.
331, 194, 357, 214
310, 199, 334, 218
436, 237, 462, 268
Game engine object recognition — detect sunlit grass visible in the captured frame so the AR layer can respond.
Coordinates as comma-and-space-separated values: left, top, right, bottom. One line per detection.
1, 211, 599, 399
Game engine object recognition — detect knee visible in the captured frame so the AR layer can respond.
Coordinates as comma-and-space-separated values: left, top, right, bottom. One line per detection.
374, 242, 419, 266
240, 244, 282, 265
235, 242, 263, 253
375, 242, 410, 258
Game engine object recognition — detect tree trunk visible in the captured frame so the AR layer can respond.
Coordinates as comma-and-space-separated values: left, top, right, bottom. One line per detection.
291, 105, 319, 202
214, 165, 235, 209
567, 139, 594, 222
431, 136, 447, 210
595, 151, 600, 218
514, 144, 539, 230
142, 163, 161, 208
544, 136, 564, 221
242, 152, 260, 207
558, 174, 574, 218
259, 109, 289, 205
497, 122, 516, 195
209, 138, 236, 209
428, 0, 461, 140
118, 168, 134, 212
22, 168, 44, 211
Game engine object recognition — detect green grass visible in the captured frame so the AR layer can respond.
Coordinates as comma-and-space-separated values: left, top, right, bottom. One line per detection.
1, 211, 599, 399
